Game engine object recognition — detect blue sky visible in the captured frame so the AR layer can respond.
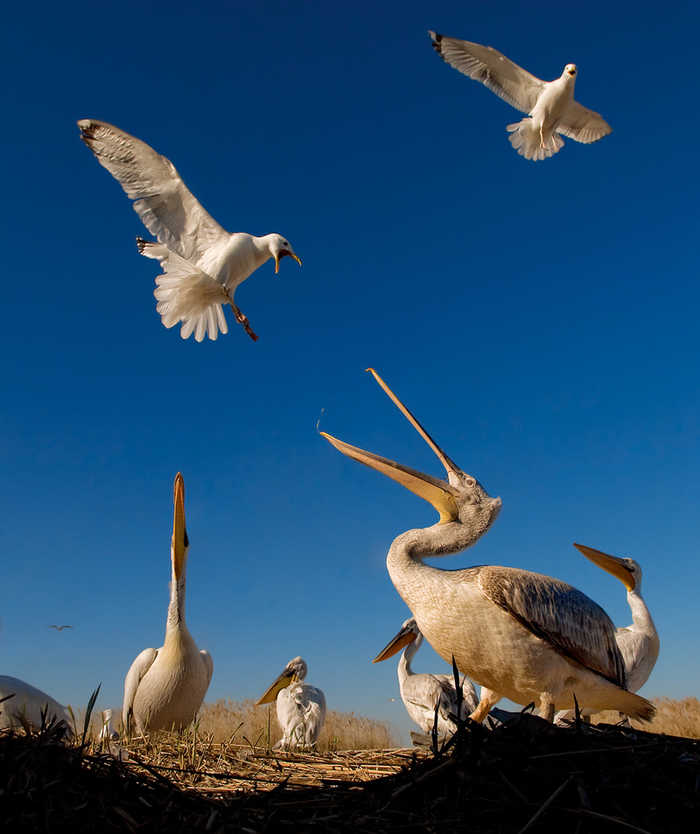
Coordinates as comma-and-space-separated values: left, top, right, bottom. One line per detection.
2, 0, 698, 742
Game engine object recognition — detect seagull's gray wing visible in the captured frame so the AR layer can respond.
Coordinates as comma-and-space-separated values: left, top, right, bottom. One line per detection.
78, 119, 229, 264
429, 32, 545, 114
557, 101, 612, 144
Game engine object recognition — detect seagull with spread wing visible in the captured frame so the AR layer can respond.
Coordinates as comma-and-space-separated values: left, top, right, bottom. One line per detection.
429, 32, 611, 161
78, 119, 302, 342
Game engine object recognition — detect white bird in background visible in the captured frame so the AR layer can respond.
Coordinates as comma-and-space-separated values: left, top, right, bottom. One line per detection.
0, 675, 72, 733
322, 369, 655, 723
374, 617, 478, 740
49, 624, 73, 631
122, 473, 213, 734
256, 657, 326, 750
78, 119, 302, 342
556, 543, 660, 725
98, 708, 119, 741
429, 32, 611, 160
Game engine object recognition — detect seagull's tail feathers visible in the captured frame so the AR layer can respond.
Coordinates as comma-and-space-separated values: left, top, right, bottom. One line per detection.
507, 120, 564, 161
142, 240, 229, 342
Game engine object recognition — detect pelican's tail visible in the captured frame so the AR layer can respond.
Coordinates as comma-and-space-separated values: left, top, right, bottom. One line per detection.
138, 238, 229, 342
568, 685, 655, 722
506, 120, 564, 161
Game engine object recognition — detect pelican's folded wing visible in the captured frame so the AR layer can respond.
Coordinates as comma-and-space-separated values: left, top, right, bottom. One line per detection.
557, 101, 612, 144
429, 32, 545, 114
478, 566, 626, 688
78, 119, 229, 264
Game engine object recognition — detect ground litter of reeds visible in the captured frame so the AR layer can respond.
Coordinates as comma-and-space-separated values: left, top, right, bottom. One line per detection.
2, 711, 699, 833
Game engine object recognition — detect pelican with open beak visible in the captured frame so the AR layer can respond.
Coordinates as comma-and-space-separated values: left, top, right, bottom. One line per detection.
322, 369, 655, 722
256, 657, 326, 750
122, 473, 213, 734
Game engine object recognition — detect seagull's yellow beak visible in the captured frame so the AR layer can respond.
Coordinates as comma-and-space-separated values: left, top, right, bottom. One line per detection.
256, 670, 295, 705
574, 543, 635, 591
171, 473, 188, 581
372, 623, 418, 663
275, 251, 302, 274
320, 369, 462, 524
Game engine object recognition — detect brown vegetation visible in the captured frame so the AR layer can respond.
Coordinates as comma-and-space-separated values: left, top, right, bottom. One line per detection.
196, 698, 397, 750
3, 711, 700, 832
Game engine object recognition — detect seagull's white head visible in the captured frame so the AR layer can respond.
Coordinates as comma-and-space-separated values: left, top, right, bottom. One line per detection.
564, 63, 577, 79
266, 234, 303, 274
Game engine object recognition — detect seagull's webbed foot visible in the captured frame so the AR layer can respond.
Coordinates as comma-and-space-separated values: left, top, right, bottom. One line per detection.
230, 302, 258, 341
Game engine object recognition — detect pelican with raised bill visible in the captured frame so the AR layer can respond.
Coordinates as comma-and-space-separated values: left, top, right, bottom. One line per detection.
256, 657, 326, 750
78, 119, 301, 342
122, 473, 213, 734
321, 369, 655, 722
429, 31, 611, 160
0, 676, 72, 734
573, 544, 659, 695
374, 617, 478, 741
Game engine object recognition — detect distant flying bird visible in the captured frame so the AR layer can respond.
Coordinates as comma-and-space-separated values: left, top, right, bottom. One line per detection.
49, 625, 73, 631
78, 119, 302, 342
122, 473, 213, 734
256, 657, 326, 750
0, 676, 73, 733
429, 32, 611, 161
321, 369, 654, 722
374, 617, 478, 739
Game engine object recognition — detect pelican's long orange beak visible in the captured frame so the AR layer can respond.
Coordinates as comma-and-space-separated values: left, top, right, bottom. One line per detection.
171, 473, 188, 581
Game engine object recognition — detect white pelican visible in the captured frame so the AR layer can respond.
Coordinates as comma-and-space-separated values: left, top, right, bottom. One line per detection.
98, 708, 119, 741
78, 119, 302, 342
256, 657, 326, 750
122, 473, 213, 734
429, 32, 611, 160
321, 369, 655, 723
556, 543, 660, 725
0, 676, 72, 733
374, 617, 478, 738
573, 544, 659, 694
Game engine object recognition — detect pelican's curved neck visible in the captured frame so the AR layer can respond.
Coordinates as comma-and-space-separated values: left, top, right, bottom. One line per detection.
627, 586, 657, 638
387, 522, 477, 603
398, 633, 423, 685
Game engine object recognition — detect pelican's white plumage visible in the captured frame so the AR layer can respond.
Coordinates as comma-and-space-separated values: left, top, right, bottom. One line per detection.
78, 119, 301, 342
374, 617, 478, 738
573, 544, 659, 694
256, 657, 326, 750
322, 370, 655, 723
122, 473, 213, 734
0, 676, 72, 733
429, 32, 611, 160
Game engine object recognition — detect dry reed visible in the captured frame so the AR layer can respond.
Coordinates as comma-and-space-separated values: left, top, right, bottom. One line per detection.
196, 698, 397, 750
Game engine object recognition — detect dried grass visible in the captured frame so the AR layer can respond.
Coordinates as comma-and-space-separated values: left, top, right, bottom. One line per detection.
3, 711, 700, 832
196, 698, 397, 750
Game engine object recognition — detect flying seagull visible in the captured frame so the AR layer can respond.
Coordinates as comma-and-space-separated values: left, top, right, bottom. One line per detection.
49, 625, 73, 631
78, 119, 302, 342
429, 32, 611, 161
